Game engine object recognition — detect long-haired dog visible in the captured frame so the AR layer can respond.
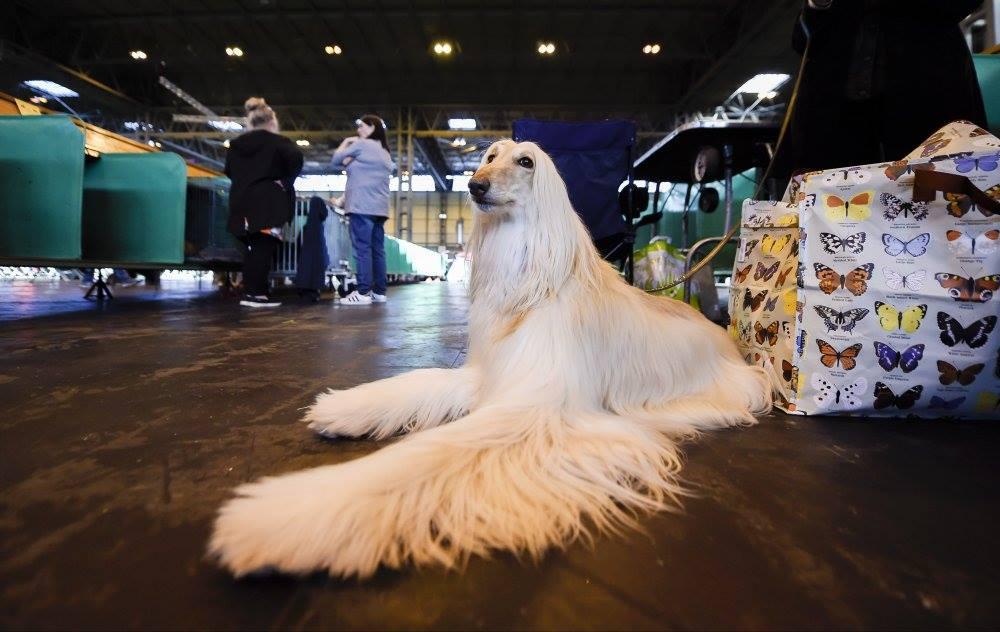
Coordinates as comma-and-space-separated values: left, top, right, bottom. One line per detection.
209, 140, 771, 578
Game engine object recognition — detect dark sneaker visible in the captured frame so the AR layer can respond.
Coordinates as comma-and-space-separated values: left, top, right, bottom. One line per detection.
240, 294, 282, 308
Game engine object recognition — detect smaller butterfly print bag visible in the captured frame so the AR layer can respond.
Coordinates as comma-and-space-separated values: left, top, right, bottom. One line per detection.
741, 121, 1000, 419
728, 200, 801, 409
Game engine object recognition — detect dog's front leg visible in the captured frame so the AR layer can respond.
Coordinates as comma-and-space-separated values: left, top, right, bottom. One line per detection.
304, 366, 479, 439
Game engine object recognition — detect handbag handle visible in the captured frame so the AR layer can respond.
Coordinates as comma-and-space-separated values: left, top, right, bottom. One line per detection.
912, 169, 1000, 213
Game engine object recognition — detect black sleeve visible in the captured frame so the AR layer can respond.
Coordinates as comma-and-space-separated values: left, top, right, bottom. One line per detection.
279, 139, 304, 179
873, 0, 982, 23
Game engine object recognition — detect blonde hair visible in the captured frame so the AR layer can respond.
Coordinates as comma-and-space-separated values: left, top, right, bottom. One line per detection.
244, 96, 278, 131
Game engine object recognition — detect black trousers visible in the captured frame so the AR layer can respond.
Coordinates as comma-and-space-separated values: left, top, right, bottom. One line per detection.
242, 232, 280, 296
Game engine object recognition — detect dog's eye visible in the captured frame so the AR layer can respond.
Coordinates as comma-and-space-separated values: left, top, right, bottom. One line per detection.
486, 154, 496, 163
517, 157, 534, 169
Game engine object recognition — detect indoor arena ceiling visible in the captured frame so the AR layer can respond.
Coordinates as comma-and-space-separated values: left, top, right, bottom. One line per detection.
1, 0, 802, 177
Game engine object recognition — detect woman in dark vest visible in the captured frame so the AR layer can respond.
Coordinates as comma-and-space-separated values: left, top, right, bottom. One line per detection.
768, 0, 987, 191
225, 97, 304, 308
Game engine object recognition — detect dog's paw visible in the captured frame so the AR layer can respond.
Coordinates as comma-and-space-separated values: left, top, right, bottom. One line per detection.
209, 483, 289, 576
302, 389, 372, 437
209, 478, 331, 577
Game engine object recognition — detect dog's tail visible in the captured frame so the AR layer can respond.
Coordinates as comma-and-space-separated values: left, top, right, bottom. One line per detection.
209, 406, 686, 578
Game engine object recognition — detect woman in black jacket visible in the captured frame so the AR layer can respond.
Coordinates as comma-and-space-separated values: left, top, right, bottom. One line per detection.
225, 97, 304, 307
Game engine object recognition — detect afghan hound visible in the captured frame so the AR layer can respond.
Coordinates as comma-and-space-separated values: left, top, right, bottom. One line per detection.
209, 140, 771, 578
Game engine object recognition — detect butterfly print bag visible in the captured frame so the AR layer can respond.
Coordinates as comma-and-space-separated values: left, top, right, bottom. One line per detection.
738, 121, 1000, 418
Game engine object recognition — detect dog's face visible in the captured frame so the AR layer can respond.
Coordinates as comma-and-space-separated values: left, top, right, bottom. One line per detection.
467, 140, 543, 214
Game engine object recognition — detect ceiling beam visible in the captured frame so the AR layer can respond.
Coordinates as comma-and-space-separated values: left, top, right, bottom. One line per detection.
66, 4, 724, 27
413, 138, 451, 191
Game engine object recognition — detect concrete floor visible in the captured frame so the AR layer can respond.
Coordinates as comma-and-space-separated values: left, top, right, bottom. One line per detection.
1, 280, 999, 630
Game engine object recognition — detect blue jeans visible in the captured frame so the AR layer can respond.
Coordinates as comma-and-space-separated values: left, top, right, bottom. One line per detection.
349, 213, 387, 295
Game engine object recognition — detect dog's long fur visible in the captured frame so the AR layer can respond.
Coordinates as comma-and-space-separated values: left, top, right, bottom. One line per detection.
209, 141, 771, 578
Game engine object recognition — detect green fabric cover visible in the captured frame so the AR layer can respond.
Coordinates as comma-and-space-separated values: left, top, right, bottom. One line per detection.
0, 115, 84, 261
973, 54, 1000, 135
385, 236, 446, 276
83, 153, 187, 264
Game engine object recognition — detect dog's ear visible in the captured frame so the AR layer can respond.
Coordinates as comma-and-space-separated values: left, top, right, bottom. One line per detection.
528, 143, 569, 215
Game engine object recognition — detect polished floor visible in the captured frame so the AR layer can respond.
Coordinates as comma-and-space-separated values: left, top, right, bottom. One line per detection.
1, 280, 998, 630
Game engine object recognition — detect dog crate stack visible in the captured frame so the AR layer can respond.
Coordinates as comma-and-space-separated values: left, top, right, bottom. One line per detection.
729, 121, 1000, 418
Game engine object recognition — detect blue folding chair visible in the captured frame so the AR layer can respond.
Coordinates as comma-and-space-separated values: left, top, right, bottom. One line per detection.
512, 119, 639, 281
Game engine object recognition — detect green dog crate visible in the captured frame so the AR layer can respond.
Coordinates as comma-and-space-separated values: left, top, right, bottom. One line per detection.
82, 152, 187, 265
974, 54, 1000, 135
0, 115, 85, 261
185, 177, 242, 265
384, 236, 447, 277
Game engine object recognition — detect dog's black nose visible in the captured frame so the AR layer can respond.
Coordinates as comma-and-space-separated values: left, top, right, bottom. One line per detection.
468, 178, 490, 198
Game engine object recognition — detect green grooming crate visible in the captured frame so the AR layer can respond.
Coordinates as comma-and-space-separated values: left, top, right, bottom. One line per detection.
974, 54, 1000, 135
0, 115, 85, 261
82, 152, 187, 264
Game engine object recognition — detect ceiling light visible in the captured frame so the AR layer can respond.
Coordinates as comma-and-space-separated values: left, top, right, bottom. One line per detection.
438, 213, 448, 219
23, 80, 79, 98
223, 139, 231, 148
447, 118, 476, 131
296, 139, 310, 146
451, 137, 467, 147
432, 41, 454, 56
736, 73, 790, 95
29, 95, 48, 104
643, 43, 660, 55
130, 50, 147, 60
537, 42, 555, 55
226, 46, 244, 57
325, 44, 342, 55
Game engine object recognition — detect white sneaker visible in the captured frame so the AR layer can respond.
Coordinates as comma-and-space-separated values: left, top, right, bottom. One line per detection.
341, 290, 372, 305
240, 294, 282, 308
371, 292, 387, 303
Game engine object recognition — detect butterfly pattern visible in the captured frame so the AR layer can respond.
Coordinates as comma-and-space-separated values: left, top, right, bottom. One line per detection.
936, 313, 996, 348
816, 339, 862, 370
945, 230, 999, 257
882, 233, 930, 257
883, 160, 935, 182
819, 232, 866, 255
814, 305, 869, 333
754, 321, 781, 347
824, 192, 873, 222
929, 395, 966, 410
811, 374, 868, 410
874, 301, 927, 333
883, 268, 927, 292
813, 263, 874, 296
760, 233, 793, 257
953, 152, 999, 173
743, 289, 769, 312
873, 382, 923, 410
880, 193, 929, 222
754, 261, 780, 282
733, 264, 751, 284
944, 189, 999, 218
936, 361, 984, 386
934, 271, 999, 303
872, 342, 924, 373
